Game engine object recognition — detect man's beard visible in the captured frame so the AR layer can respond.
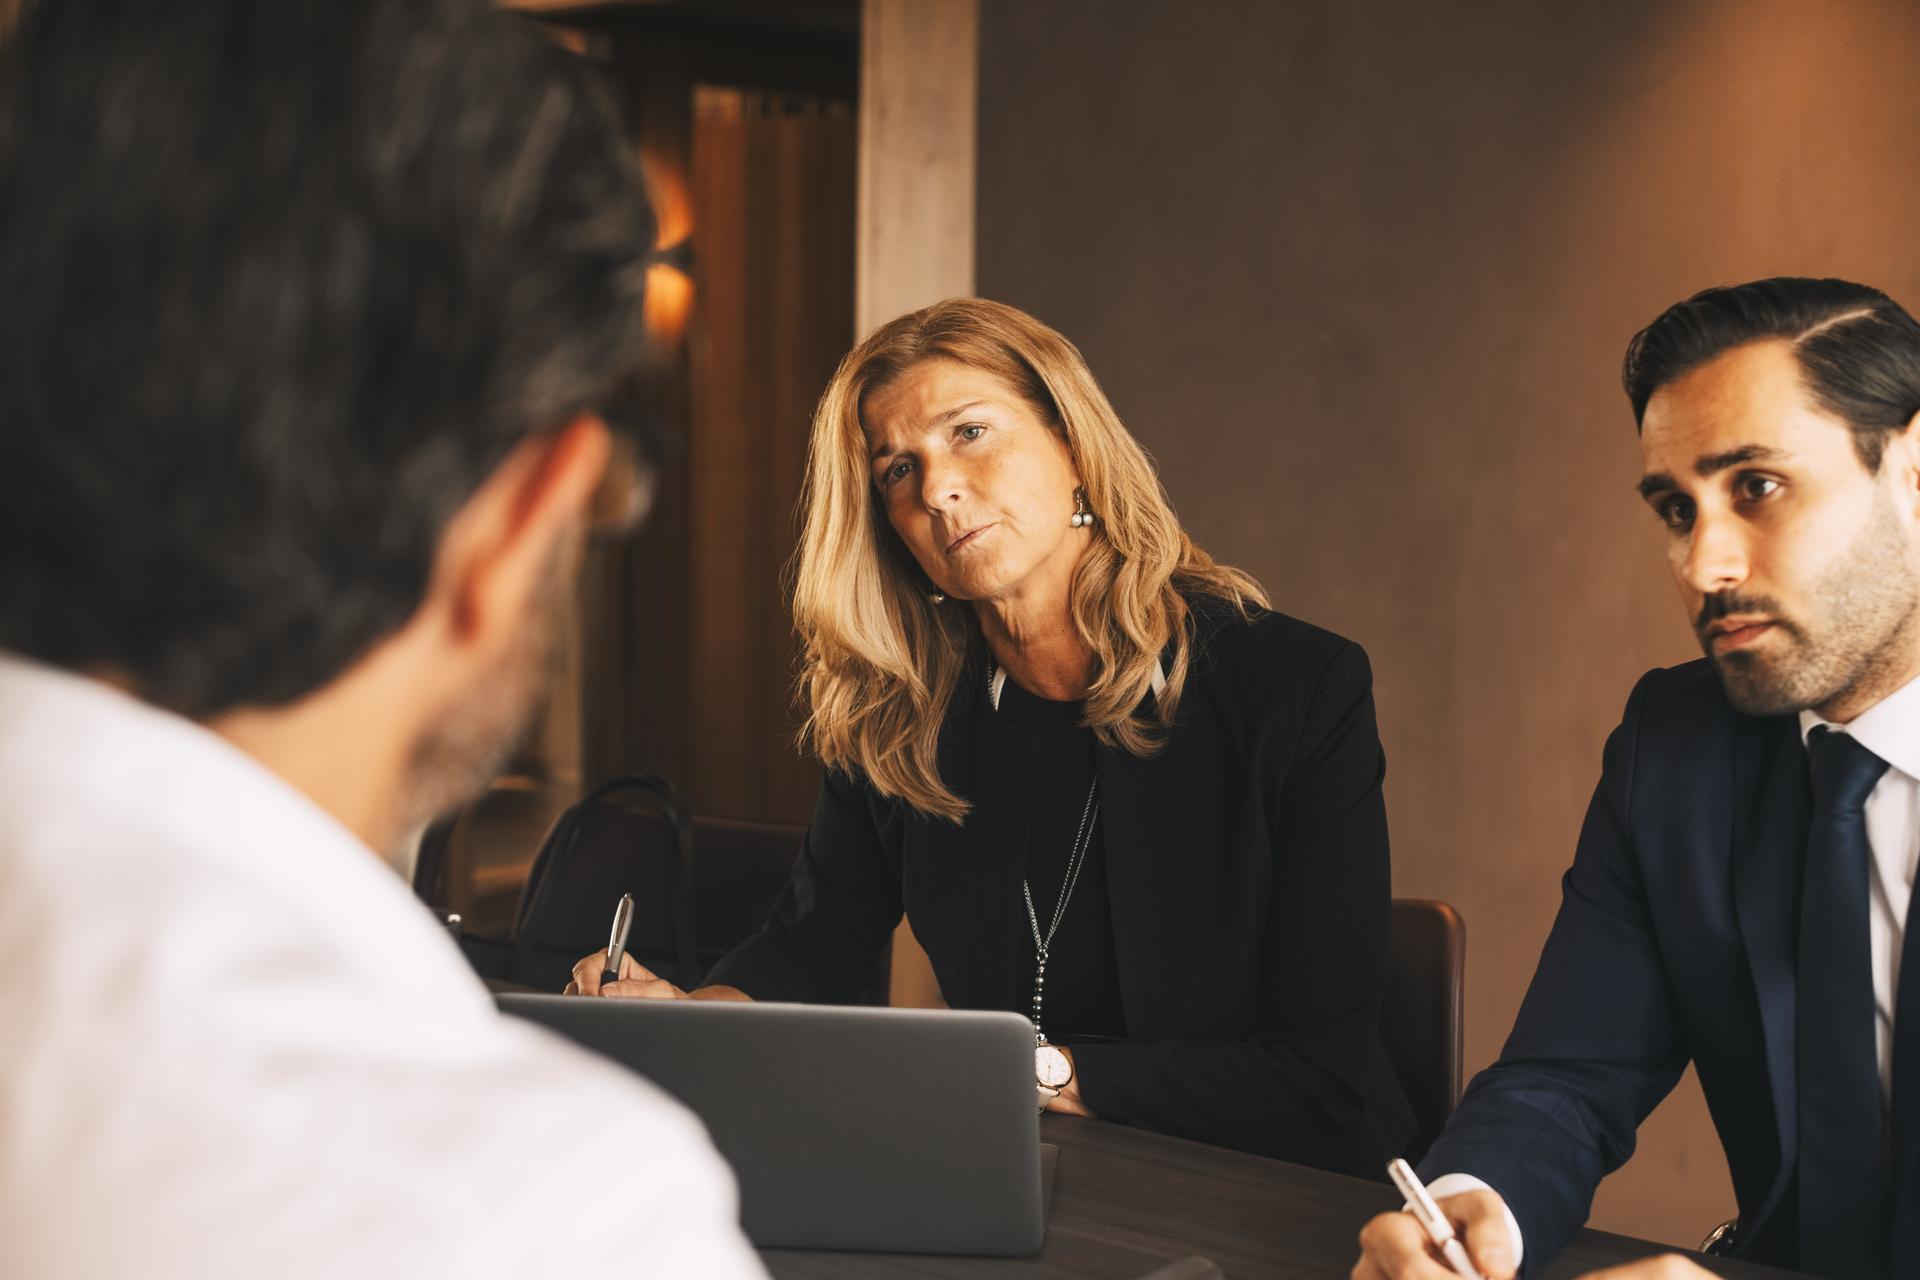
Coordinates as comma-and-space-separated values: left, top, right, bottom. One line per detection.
1700, 493, 1920, 717
397, 566, 569, 838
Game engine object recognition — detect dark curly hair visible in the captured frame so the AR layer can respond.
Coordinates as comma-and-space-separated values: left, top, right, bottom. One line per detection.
0, 0, 656, 715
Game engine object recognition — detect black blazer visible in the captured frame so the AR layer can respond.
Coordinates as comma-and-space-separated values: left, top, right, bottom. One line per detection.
706, 602, 1416, 1176
1422, 658, 1920, 1276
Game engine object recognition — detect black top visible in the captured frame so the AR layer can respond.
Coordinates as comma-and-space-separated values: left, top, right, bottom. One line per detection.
707, 599, 1417, 1177
995, 673, 1127, 1043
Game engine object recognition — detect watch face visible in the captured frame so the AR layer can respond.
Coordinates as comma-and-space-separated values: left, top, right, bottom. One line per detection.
1035, 1045, 1072, 1089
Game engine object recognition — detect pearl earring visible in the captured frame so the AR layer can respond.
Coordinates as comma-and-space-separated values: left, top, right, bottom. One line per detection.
929, 592, 946, 604
1070, 486, 1095, 529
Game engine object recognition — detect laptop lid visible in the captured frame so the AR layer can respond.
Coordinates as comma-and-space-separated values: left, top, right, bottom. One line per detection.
497, 994, 1047, 1255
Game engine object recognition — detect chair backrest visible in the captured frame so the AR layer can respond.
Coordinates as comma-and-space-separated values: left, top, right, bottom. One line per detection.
411, 772, 569, 929
510, 774, 697, 990
1382, 897, 1466, 1164
413, 790, 883, 1003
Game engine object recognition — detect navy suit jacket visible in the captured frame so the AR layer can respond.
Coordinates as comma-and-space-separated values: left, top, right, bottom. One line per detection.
1422, 658, 1821, 1273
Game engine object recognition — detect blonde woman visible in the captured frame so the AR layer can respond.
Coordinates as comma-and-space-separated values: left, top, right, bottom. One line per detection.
573, 299, 1415, 1176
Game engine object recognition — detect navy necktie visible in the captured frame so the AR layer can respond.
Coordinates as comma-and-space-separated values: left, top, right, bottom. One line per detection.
1798, 725, 1891, 1279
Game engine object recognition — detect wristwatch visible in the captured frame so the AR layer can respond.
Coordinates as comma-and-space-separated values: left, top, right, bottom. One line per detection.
1035, 1043, 1073, 1109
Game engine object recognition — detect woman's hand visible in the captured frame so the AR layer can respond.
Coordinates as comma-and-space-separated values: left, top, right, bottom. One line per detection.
1043, 1046, 1096, 1117
566, 949, 688, 999
563, 949, 752, 1002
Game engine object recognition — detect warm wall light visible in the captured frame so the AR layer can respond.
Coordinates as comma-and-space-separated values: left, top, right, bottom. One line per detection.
639, 149, 694, 342
645, 243, 694, 342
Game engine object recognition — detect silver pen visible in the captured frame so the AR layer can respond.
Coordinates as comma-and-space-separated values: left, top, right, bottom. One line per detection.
601, 893, 634, 986
1386, 1159, 1487, 1280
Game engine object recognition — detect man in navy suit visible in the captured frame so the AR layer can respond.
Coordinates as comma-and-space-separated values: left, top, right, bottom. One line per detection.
1355, 277, 1920, 1280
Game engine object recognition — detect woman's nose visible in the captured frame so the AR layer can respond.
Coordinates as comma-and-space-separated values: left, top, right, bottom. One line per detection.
918, 457, 965, 508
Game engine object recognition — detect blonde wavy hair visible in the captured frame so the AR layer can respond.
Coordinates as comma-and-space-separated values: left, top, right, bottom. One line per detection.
793, 298, 1266, 822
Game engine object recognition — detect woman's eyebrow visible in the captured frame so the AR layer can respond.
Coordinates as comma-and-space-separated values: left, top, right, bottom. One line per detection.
930, 399, 990, 427
869, 399, 994, 462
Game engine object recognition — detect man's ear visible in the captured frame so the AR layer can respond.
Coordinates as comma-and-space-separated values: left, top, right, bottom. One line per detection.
1894, 409, 1920, 518
430, 414, 612, 649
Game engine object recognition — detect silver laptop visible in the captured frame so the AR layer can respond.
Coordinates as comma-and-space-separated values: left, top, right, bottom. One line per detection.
497, 994, 1054, 1255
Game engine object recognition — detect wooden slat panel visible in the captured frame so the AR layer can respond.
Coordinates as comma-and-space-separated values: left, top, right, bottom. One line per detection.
687, 92, 851, 823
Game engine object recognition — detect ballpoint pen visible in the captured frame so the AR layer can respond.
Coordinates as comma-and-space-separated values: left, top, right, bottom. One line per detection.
1387, 1158, 1487, 1280
601, 892, 634, 986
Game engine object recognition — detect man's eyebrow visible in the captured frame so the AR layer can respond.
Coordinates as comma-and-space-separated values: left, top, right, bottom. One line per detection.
1694, 444, 1791, 476
1636, 471, 1676, 501
1636, 445, 1795, 500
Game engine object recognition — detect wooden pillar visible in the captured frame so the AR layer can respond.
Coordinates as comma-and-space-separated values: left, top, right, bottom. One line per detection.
856, 0, 978, 338
858, 0, 978, 1007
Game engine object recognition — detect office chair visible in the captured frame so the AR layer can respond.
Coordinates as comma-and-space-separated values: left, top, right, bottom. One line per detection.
412, 769, 567, 932
419, 795, 889, 1001
1383, 898, 1467, 1164
508, 774, 698, 991
412, 774, 698, 991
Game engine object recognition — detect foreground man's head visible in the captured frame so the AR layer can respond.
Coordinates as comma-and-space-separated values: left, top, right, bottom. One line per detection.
0, 0, 656, 850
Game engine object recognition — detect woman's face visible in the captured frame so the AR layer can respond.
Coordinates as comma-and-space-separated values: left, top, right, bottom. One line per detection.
863, 358, 1087, 607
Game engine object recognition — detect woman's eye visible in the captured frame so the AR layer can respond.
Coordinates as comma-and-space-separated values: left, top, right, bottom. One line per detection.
959, 424, 986, 441
1658, 495, 1695, 530
1738, 474, 1780, 502
883, 459, 912, 484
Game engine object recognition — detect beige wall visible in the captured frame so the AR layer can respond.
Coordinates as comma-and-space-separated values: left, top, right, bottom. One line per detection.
976, 0, 1920, 1248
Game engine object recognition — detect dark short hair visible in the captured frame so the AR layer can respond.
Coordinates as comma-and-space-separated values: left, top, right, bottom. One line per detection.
0, 0, 655, 716
1621, 276, 1920, 471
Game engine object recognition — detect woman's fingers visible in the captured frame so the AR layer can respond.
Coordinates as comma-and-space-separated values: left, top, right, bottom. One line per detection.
600, 974, 687, 1000
569, 948, 612, 995
567, 949, 647, 994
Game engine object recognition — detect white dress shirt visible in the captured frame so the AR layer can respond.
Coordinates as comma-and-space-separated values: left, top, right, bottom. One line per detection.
0, 657, 765, 1280
1427, 673, 1920, 1266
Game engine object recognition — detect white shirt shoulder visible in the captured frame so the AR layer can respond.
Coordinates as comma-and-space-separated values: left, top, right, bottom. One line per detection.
0, 660, 764, 1279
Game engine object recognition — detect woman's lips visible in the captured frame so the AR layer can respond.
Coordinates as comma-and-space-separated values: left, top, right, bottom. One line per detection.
947, 523, 993, 553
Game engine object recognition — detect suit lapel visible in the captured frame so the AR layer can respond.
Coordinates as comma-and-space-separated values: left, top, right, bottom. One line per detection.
1731, 714, 1809, 1238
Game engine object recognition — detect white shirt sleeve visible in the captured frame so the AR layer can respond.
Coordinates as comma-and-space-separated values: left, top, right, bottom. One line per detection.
0, 668, 769, 1279
1420, 1173, 1525, 1268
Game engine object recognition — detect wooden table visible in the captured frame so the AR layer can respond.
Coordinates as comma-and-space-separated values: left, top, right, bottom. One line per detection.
762, 1114, 1805, 1279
